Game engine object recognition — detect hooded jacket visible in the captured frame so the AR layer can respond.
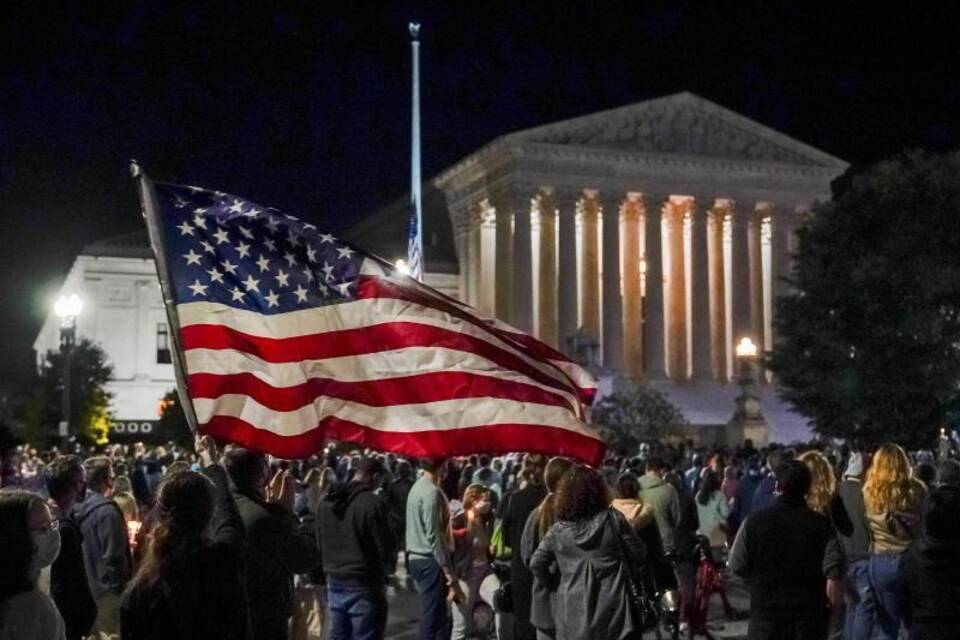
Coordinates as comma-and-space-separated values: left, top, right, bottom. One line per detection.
896, 537, 960, 640
73, 492, 132, 598
529, 509, 647, 640
638, 473, 680, 554
317, 481, 395, 588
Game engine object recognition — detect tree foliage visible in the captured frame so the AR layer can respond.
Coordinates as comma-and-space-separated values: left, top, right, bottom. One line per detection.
769, 151, 960, 448
590, 383, 689, 454
158, 388, 194, 446
22, 338, 114, 446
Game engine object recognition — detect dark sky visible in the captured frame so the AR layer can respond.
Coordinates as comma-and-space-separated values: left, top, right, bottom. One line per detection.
1, 2, 958, 386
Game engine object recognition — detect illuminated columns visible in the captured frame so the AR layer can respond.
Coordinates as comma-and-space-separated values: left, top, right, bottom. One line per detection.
492, 193, 514, 321
537, 190, 558, 347
622, 194, 643, 380
511, 191, 534, 332
580, 191, 601, 341
601, 193, 623, 370
665, 199, 687, 381
730, 201, 754, 347
749, 204, 767, 363
643, 193, 667, 379
690, 198, 713, 381
708, 204, 728, 381
556, 190, 580, 355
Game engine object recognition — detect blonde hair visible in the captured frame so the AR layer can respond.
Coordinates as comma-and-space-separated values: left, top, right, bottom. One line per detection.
113, 491, 139, 523
864, 443, 914, 515
462, 484, 491, 513
798, 451, 835, 515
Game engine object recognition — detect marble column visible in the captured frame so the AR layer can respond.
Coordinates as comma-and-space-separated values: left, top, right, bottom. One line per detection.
453, 208, 470, 304
643, 193, 667, 379
580, 191, 601, 341
512, 191, 534, 333
707, 205, 728, 381
478, 204, 496, 315
749, 206, 766, 361
666, 200, 687, 381
538, 190, 558, 347
690, 199, 713, 380
730, 201, 754, 345
622, 195, 643, 380
492, 193, 514, 321
771, 205, 796, 300
556, 190, 580, 355
601, 193, 624, 371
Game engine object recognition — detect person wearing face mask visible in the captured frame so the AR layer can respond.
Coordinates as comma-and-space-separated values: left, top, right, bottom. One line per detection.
45, 456, 97, 640
450, 484, 502, 640
317, 457, 395, 640
0, 489, 66, 640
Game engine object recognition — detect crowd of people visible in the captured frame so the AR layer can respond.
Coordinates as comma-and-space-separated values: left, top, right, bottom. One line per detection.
2, 436, 960, 640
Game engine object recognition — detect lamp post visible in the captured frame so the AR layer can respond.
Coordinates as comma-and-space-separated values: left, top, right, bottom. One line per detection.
727, 337, 769, 446
54, 294, 82, 442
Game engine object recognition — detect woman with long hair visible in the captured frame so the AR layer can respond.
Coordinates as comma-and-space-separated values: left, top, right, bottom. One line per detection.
521, 456, 575, 639
852, 443, 925, 640
120, 438, 249, 640
529, 465, 647, 640
451, 484, 501, 639
0, 489, 65, 640
695, 469, 730, 555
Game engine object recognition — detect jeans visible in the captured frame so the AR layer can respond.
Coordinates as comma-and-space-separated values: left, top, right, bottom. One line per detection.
849, 554, 902, 640
327, 581, 388, 640
450, 565, 502, 640
408, 555, 451, 640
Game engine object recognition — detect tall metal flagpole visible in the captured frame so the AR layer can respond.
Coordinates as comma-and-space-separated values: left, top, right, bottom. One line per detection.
408, 22, 424, 281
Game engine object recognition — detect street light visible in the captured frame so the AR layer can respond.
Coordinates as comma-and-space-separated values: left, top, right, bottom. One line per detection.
727, 336, 768, 447
394, 259, 411, 276
55, 294, 82, 441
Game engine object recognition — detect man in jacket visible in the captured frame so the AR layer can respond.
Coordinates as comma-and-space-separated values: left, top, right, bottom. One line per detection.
46, 455, 97, 640
729, 460, 843, 639
751, 448, 793, 513
639, 457, 681, 554
75, 456, 132, 638
317, 457, 395, 640
896, 485, 960, 639
225, 447, 321, 640
836, 451, 871, 638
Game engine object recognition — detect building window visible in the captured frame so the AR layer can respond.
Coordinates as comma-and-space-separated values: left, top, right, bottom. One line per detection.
156, 323, 172, 364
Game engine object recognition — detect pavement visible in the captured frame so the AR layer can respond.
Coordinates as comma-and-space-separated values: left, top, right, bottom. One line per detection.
383, 563, 751, 640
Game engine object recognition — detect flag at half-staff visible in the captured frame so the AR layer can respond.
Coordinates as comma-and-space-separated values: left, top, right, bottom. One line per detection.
135, 169, 604, 465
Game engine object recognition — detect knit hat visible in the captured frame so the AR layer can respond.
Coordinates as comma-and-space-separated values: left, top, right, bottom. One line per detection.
844, 452, 864, 479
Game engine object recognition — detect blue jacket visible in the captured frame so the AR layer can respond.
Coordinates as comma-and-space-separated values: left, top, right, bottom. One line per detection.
73, 492, 132, 597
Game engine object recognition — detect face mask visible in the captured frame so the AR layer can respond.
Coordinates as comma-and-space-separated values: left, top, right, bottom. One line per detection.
475, 502, 492, 515
30, 529, 61, 572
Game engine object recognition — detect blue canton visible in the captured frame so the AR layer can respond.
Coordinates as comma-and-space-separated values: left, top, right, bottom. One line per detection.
155, 183, 366, 314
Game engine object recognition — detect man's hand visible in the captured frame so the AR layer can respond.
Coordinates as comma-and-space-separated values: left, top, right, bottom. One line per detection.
446, 575, 465, 603
266, 469, 295, 512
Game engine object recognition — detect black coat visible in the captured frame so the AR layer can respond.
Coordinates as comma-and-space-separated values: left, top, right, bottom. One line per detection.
50, 509, 96, 640
316, 481, 395, 587
234, 489, 320, 640
120, 465, 250, 640
501, 483, 547, 640
896, 537, 960, 640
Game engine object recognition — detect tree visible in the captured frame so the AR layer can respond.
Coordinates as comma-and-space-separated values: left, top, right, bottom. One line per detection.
158, 388, 194, 447
21, 338, 114, 446
769, 151, 960, 448
590, 383, 689, 454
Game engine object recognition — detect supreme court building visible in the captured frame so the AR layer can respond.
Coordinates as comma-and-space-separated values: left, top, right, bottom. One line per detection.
350, 92, 849, 442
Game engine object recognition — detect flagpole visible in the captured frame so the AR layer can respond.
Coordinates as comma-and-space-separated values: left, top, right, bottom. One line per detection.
408, 22, 424, 281
130, 160, 200, 434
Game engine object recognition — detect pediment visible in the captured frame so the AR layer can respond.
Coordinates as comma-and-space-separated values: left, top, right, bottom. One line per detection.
505, 92, 845, 169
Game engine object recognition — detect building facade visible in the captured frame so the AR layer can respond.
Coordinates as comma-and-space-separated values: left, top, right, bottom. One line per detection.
34, 232, 176, 441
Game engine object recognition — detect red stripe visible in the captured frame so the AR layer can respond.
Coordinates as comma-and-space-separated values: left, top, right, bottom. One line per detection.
356, 276, 596, 406
187, 370, 575, 412
199, 414, 605, 467
180, 322, 575, 400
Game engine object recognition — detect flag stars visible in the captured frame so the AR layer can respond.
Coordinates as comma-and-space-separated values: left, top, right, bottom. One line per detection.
227, 199, 246, 214
317, 282, 329, 297
294, 285, 309, 303
188, 279, 208, 297
321, 262, 335, 282
221, 260, 238, 275
206, 267, 224, 283
193, 214, 208, 229
266, 217, 281, 233
264, 290, 280, 308
306, 245, 317, 263
275, 270, 290, 288
242, 274, 260, 293
319, 233, 335, 244
263, 238, 277, 252
255, 255, 271, 272
238, 226, 254, 240
235, 241, 251, 258
229, 287, 245, 302
200, 240, 215, 254
336, 246, 355, 260
287, 229, 301, 247
335, 281, 352, 296
284, 252, 297, 267
176, 221, 194, 236
213, 228, 230, 244
303, 267, 315, 282
183, 249, 202, 266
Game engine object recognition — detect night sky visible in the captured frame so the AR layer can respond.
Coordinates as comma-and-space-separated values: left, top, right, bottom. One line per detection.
1, 2, 958, 387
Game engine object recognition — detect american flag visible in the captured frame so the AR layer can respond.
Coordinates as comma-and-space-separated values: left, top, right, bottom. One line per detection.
139, 177, 604, 465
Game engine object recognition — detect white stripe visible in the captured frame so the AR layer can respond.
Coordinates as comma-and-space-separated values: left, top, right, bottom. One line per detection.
192, 393, 597, 439
176, 298, 574, 391
184, 347, 580, 411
